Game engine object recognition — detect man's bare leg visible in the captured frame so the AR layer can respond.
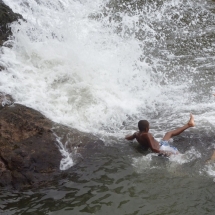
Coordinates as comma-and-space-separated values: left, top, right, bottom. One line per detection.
210, 151, 215, 161
206, 151, 215, 163
162, 114, 195, 141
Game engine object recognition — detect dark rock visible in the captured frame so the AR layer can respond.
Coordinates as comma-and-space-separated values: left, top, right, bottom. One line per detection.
0, 92, 104, 189
0, 1, 22, 46
0, 102, 62, 189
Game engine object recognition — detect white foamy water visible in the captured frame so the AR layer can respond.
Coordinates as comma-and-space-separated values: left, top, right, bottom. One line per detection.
1, 0, 215, 144
0, 0, 159, 134
132, 146, 202, 173
0, 0, 191, 134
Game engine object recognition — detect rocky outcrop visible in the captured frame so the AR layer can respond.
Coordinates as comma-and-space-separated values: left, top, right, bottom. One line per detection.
0, 93, 103, 189
0, 0, 22, 46
0, 94, 61, 189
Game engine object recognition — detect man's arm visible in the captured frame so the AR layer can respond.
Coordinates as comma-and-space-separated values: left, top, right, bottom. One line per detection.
145, 133, 160, 153
125, 132, 136, 141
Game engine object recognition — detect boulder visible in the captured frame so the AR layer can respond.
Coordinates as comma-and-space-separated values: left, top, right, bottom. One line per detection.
0, 93, 103, 189
0, 99, 61, 189
0, 1, 22, 46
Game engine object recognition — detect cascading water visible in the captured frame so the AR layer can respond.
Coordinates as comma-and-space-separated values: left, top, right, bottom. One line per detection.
0, 0, 159, 135
2, 0, 212, 136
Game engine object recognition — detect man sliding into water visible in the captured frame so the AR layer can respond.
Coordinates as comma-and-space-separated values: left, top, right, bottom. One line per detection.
125, 114, 195, 156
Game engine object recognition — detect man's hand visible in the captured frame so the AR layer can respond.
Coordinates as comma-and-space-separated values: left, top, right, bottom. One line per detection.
125, 133, 135, 141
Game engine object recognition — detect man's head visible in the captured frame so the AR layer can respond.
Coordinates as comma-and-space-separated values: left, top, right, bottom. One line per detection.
138, 120, 149, 132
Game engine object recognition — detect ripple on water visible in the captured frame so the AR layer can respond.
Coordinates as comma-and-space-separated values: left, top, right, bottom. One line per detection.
1, 143, 215, 215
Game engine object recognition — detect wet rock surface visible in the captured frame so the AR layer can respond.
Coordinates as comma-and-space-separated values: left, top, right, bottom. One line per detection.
0, 0, 22, 46
0, 93, 104, 189
0, 100, 61, 189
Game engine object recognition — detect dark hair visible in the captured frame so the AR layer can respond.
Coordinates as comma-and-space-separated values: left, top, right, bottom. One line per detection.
138, 120, 149, 131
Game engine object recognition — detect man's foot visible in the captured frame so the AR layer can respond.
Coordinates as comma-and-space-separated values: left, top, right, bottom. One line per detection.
188, 113, 195, 127
206, 151, 215, 164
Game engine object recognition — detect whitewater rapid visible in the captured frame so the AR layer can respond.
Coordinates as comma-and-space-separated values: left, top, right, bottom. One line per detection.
0, 0, 164, 135
1, 0, 215, 149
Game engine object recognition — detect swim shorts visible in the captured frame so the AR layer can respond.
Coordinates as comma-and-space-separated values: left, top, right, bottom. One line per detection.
159, 140, 178, 154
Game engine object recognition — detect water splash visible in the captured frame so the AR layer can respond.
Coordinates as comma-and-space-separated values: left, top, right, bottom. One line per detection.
132, 146, 202, 174
169, 146, 202, 164
53, 132, 75, 170
0, 0, 215, 137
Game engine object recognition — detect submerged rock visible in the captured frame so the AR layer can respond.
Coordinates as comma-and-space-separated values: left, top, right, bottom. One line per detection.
0, 1, 22, 46
0, 93, 103, 189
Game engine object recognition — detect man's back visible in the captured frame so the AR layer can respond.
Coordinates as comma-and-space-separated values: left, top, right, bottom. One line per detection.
134, 132, 160, 153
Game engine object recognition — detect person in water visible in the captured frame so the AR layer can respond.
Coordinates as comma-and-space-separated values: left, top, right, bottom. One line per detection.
125, 114, 195, 156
